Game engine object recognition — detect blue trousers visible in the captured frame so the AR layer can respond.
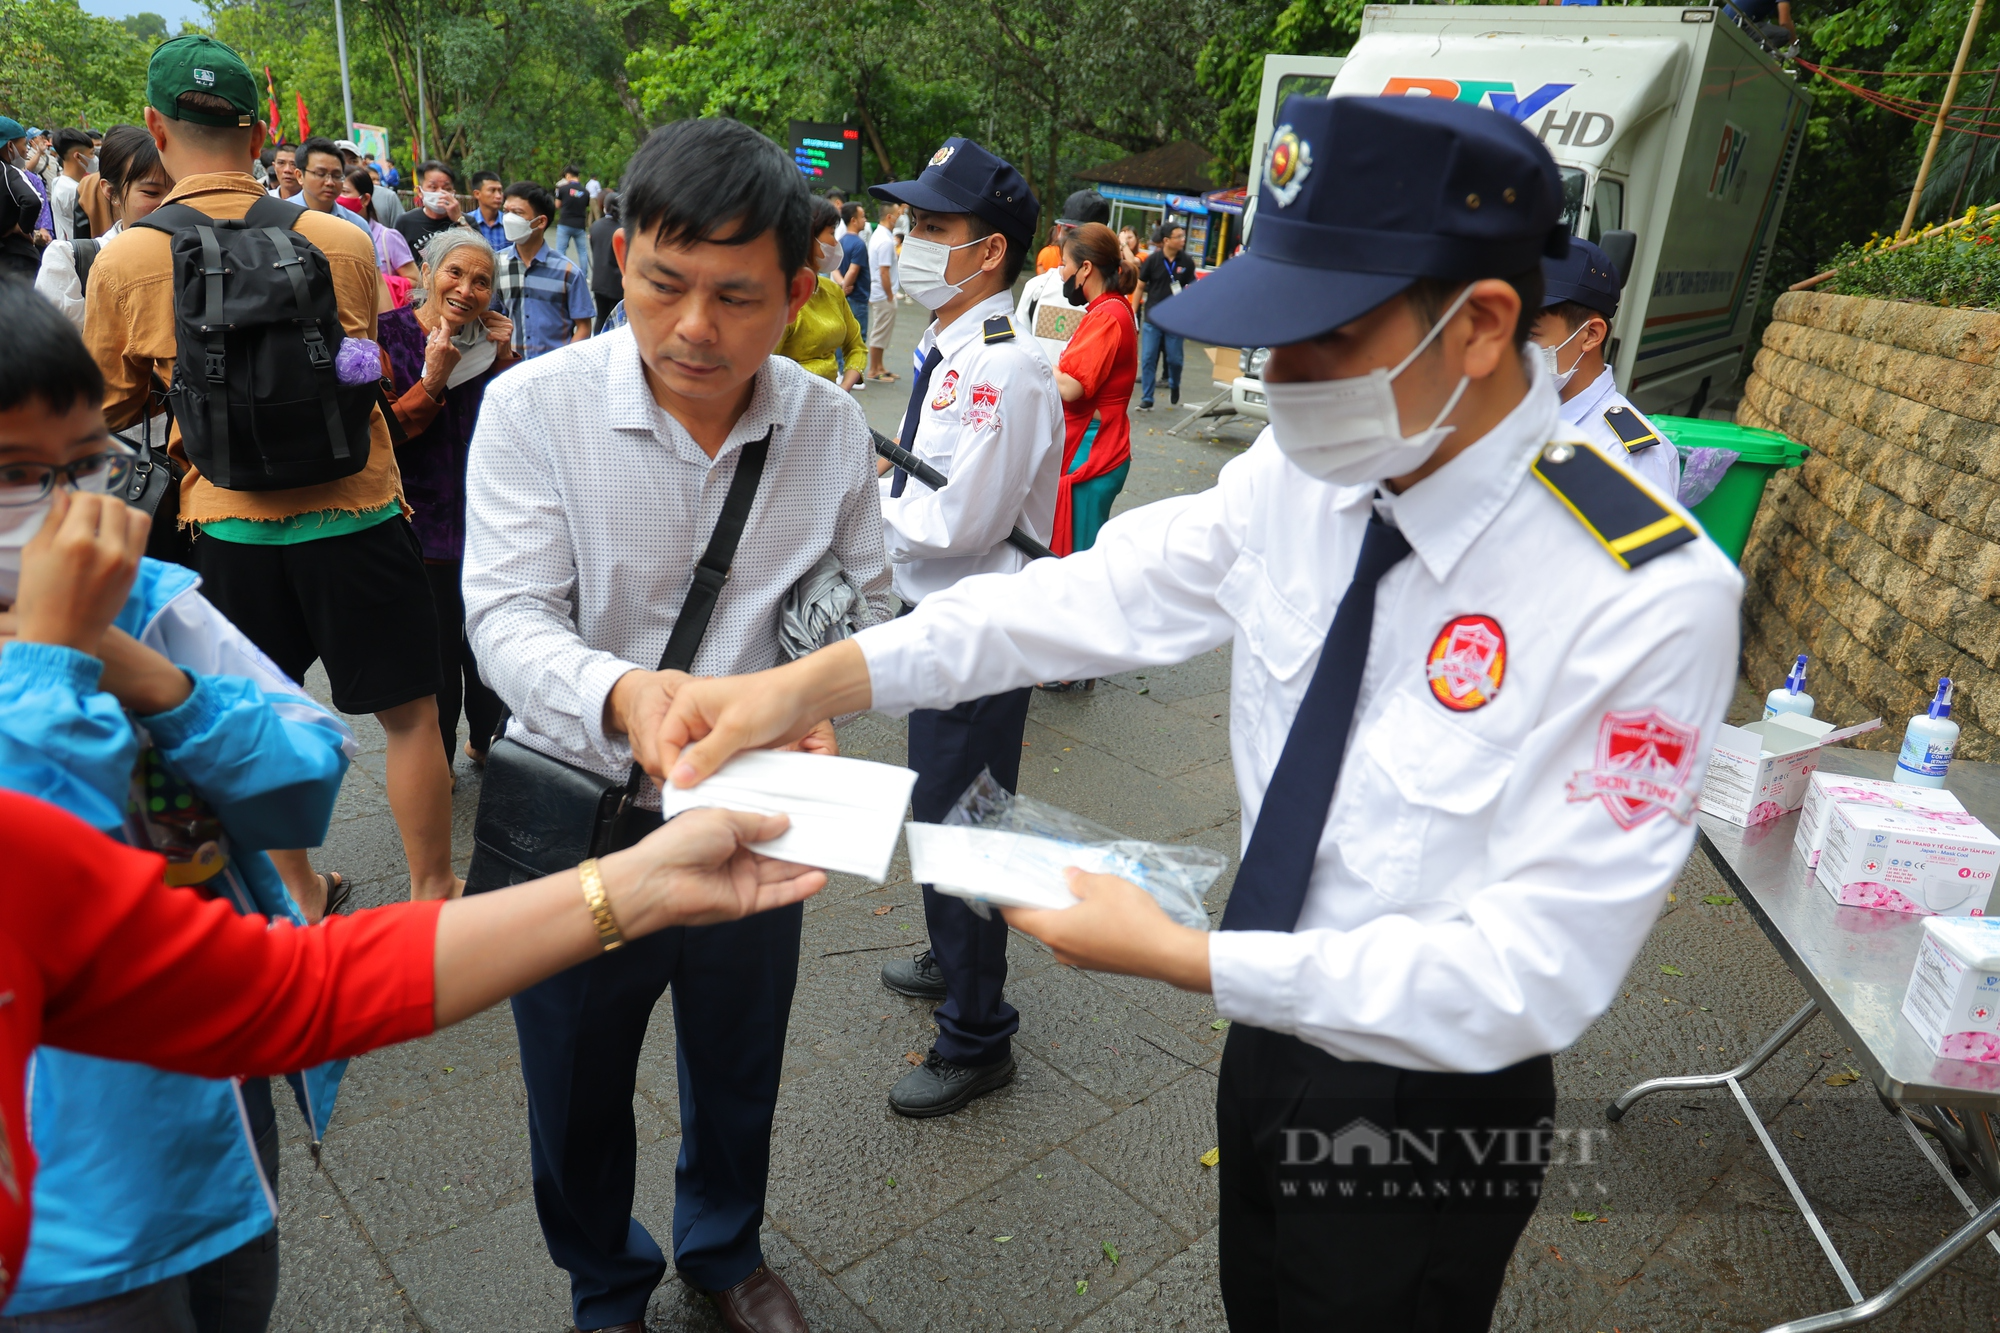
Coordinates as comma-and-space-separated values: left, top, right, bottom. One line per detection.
907, 685, 1033, 1067
554, 224, 591, 282
511, 887, 803, 1329
1140, 318, 1183, 406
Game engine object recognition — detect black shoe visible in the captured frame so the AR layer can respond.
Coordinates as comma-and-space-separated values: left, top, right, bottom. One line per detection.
881, 948, 947, 1000
1138, 400, 1154, 411
889, 1050, 1016, 1118
1170, 386, 1181, 406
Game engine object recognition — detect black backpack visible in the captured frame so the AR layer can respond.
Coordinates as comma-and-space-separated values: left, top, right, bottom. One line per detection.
138, 196, 374, 491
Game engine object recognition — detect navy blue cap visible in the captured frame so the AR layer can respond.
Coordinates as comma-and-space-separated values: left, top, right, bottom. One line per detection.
1149, 95, 1569, 347
1541, 235, 1624, 317
869, 138, 1040, 244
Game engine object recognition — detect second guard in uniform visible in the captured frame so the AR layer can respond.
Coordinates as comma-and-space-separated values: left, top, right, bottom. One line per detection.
868, 138, 1064, 1117
1532, 235, 1682, 499
653, 95, 1742, 1327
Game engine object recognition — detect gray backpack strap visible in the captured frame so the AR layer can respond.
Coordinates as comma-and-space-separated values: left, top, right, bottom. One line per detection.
263, 224, 351, 462
194, 224, 233, 490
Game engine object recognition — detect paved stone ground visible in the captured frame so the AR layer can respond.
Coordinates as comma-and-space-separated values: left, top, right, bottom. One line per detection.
272, 309, 2000, 1330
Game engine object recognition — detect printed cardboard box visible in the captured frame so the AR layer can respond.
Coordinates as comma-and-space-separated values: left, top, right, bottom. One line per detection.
1699, 714, 1835, 826
1903, 916, 2000, 1061
1794, 771, 1967, 868
1817, 804, 2000, 917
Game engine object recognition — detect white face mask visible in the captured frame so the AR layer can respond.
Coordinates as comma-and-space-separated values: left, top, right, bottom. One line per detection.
0, 497, 53, 604
1536, 320, 1591, 392
817, 234, 843, 275
1262, 284, 1476, 487
501, 212, 535, 243
899, 235, 987, 310
85, 154, 99, 175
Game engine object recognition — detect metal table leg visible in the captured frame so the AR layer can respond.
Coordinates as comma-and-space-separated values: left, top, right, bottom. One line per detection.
1606, 999, 1818, 1121
1165, 388, 1234, 437
1729, 1074, 1863, 1303
1896, 1110, 2000, 1262
1760, 1190, 2000, 1332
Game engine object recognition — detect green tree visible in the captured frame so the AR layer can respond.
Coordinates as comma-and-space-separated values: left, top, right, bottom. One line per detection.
0, 0, 154, 130
121, 12, 169, 41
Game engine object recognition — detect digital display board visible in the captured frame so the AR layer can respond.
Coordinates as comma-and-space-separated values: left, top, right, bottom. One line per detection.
790, 120, 864, 195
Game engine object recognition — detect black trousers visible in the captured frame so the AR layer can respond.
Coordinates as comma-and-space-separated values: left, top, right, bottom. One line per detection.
502, 807, 804, 1329
1216, 1023, 1555, 1331
422, 558, 504, 763
594, 291, 620, 333
906, 685, 1033, 1066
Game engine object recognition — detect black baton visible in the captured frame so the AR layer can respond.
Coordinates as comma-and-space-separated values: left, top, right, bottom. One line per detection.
871, 430, 1055, 562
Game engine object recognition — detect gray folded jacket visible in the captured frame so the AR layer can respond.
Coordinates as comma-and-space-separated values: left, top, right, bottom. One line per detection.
779, 550, 864, 662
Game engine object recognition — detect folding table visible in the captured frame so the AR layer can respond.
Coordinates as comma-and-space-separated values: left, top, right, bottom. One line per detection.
1609, 749, 2000, 1332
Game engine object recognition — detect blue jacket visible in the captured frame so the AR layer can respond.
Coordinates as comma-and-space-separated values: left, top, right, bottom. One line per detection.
0, 559, 355, 1313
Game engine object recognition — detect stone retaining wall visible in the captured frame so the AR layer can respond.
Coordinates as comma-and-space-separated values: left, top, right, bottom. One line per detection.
1737, 291, 2000, 759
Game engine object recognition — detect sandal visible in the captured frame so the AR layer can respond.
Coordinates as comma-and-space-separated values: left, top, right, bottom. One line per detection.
319, 871, 351, 919
869, 371, 899, 382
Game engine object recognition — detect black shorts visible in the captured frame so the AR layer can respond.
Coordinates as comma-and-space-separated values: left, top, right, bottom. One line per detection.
194, 515, 442, 715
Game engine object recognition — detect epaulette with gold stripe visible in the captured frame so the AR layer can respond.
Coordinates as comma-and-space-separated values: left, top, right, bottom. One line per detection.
1530, 441, 1696, 570
1603, 404, 1662, 454
982, 315, 1016, 344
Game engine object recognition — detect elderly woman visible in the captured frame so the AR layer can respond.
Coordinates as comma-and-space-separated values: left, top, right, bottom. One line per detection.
774, 194, 864, 390
378, 229, 519, 767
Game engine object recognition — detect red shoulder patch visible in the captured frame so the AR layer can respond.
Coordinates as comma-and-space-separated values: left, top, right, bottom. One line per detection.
1565, 708, 1700, 829
963, 380, 1002, 430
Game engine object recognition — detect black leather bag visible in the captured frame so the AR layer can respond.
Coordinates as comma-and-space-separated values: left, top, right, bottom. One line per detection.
116, 391, 193, 570
464, 430, 772, 894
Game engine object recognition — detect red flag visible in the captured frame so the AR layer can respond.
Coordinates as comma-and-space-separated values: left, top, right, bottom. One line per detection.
264, 66, 280, 136
295, 93, 310, 143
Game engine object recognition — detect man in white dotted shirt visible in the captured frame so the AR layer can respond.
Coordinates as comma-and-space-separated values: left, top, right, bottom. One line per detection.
648, 95, 1740, 1329
461, 119, 888, 1333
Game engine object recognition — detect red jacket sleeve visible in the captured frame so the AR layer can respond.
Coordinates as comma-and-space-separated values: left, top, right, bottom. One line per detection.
7, 792, 439, 1078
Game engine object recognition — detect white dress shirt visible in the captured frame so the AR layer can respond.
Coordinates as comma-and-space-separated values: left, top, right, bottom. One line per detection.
50, 174, 77, 243
1014, 266, 1085, 365
464, 330, 892, 797
1563, 366, 1681, 501
856, 366, 1742, 1072
35, 219, 122, 332
881, 290, 1063, 605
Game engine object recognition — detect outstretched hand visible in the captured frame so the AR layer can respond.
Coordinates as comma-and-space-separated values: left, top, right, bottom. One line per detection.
1003, 869, 1213, 993
655, 640, 874, 789
602, 806, 827, 933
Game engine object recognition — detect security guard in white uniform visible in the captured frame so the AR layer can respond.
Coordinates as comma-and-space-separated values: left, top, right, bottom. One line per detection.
1015, 187, 1112, 364
654, 95, 1741, 1327
869, 137, 1064, 1118
1532, 235, 1682, 499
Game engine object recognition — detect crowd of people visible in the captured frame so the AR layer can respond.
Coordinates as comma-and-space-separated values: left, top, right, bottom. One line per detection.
0, 22, 1743, 1333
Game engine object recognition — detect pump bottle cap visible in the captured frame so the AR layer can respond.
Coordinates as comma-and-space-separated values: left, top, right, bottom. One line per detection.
1931, 677, 1954, 720
1786, 653, 1808, 694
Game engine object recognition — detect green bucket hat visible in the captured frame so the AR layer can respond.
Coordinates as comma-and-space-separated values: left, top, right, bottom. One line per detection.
146, 34, 259, 127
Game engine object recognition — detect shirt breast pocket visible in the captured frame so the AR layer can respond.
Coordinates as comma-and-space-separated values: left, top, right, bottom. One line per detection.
1327, 688, 1516, 907
1216, 548, 1322, 774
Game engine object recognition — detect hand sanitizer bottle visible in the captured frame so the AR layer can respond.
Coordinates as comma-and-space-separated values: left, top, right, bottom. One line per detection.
1895, 678, 1958, 788
1764, 654, 1815, 721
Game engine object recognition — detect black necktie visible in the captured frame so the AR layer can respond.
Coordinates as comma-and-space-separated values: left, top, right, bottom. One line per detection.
891, 346, 945, 498
1219, 515, 1413, 934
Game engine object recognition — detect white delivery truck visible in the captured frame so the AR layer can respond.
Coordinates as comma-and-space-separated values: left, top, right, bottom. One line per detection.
1226, 5, 1810, 421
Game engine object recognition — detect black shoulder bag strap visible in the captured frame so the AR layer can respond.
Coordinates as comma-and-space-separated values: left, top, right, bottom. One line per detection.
72, 238, 99, 294
597, 427, 774, 841
252, 196, 352, 464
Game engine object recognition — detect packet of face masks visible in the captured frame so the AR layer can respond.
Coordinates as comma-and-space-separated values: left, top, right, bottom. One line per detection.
906, 769, 1223, 929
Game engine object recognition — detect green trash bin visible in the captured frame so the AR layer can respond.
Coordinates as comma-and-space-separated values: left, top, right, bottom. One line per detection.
1650, 415, 1810, 564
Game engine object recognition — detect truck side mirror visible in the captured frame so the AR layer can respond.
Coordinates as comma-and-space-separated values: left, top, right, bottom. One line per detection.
1600, 230, 1637, 285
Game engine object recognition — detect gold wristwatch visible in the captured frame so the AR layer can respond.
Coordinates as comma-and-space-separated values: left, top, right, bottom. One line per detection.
577, 858, 625, 952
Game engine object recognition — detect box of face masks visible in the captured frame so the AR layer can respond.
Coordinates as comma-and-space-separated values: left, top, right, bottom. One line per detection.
1817, 804, 2000, 916
1794, 771, 1968, 868
1902, 917, 2000, 1061
1698, 714, 1835, 826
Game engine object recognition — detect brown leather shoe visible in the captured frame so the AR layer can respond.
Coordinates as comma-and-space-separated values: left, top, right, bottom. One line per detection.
707, 1265, 808, 1333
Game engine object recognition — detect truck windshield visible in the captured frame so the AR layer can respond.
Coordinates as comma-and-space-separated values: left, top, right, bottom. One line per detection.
1275, 73, 1336, 106
1558, 167, 1587, 237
